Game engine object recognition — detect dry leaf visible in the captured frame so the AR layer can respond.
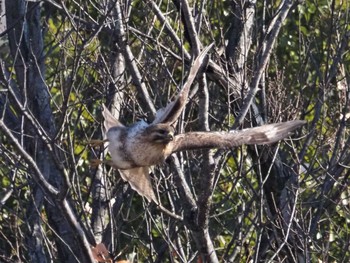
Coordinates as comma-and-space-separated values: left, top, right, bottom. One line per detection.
91, 243, 112, 262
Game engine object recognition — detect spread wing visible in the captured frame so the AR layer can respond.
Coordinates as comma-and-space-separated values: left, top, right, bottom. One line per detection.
153, 43, 214, 125
171, 120, 306, 153
102, 104, 124, 131
119, 167, 157, 203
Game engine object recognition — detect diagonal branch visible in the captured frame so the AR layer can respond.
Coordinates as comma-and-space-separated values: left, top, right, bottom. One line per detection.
233, 0, 296, 129
0, 119, 59, 196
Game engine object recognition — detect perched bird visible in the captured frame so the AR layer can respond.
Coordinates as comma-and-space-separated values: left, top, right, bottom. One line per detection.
99, 45, 306, 202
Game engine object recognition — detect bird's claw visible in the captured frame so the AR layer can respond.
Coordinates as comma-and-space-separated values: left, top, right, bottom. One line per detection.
88, 139, 106, 147
90, 159, 103, 167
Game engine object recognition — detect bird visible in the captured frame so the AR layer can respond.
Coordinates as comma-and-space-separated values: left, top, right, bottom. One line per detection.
98, 44, 306, 202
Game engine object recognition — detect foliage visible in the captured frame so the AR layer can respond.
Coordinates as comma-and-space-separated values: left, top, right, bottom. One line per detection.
0, 0, 349, 262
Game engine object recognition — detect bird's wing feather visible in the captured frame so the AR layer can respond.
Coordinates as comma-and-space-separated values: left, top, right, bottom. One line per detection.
102, 104, 124, 131
119, 167, 157, 203
153, 43, 214, 125
172, 120, 306, 153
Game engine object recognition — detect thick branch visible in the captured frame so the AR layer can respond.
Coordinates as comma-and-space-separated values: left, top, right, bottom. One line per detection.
233, 0, 296, 129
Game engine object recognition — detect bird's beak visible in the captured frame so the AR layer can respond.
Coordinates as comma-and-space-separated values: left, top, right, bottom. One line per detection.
168, 132, 174, 141
151, 128, 175, 143
162, 131, 174, 143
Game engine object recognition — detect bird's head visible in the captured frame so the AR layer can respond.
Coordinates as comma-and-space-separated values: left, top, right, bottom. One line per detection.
144, 124, 175, 144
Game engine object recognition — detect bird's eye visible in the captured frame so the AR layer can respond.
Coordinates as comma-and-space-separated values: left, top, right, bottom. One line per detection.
158, 129, 167, 134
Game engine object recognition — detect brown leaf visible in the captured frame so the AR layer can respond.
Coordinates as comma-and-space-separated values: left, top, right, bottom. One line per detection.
91, 243, 112, 262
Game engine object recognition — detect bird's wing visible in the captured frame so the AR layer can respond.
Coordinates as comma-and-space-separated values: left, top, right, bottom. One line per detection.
153, 43, 214, 125
171, 120, 306, 153
119, 167, 157, 203
102, 104, 124, 134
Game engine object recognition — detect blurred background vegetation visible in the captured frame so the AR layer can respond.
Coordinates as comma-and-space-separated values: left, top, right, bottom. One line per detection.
0, 0, 349, 262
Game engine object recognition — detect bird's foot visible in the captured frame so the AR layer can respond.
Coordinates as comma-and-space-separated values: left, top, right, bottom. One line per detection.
90, 159, 103, 167
90, 159, 115, 168
88, 139, 107, 147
